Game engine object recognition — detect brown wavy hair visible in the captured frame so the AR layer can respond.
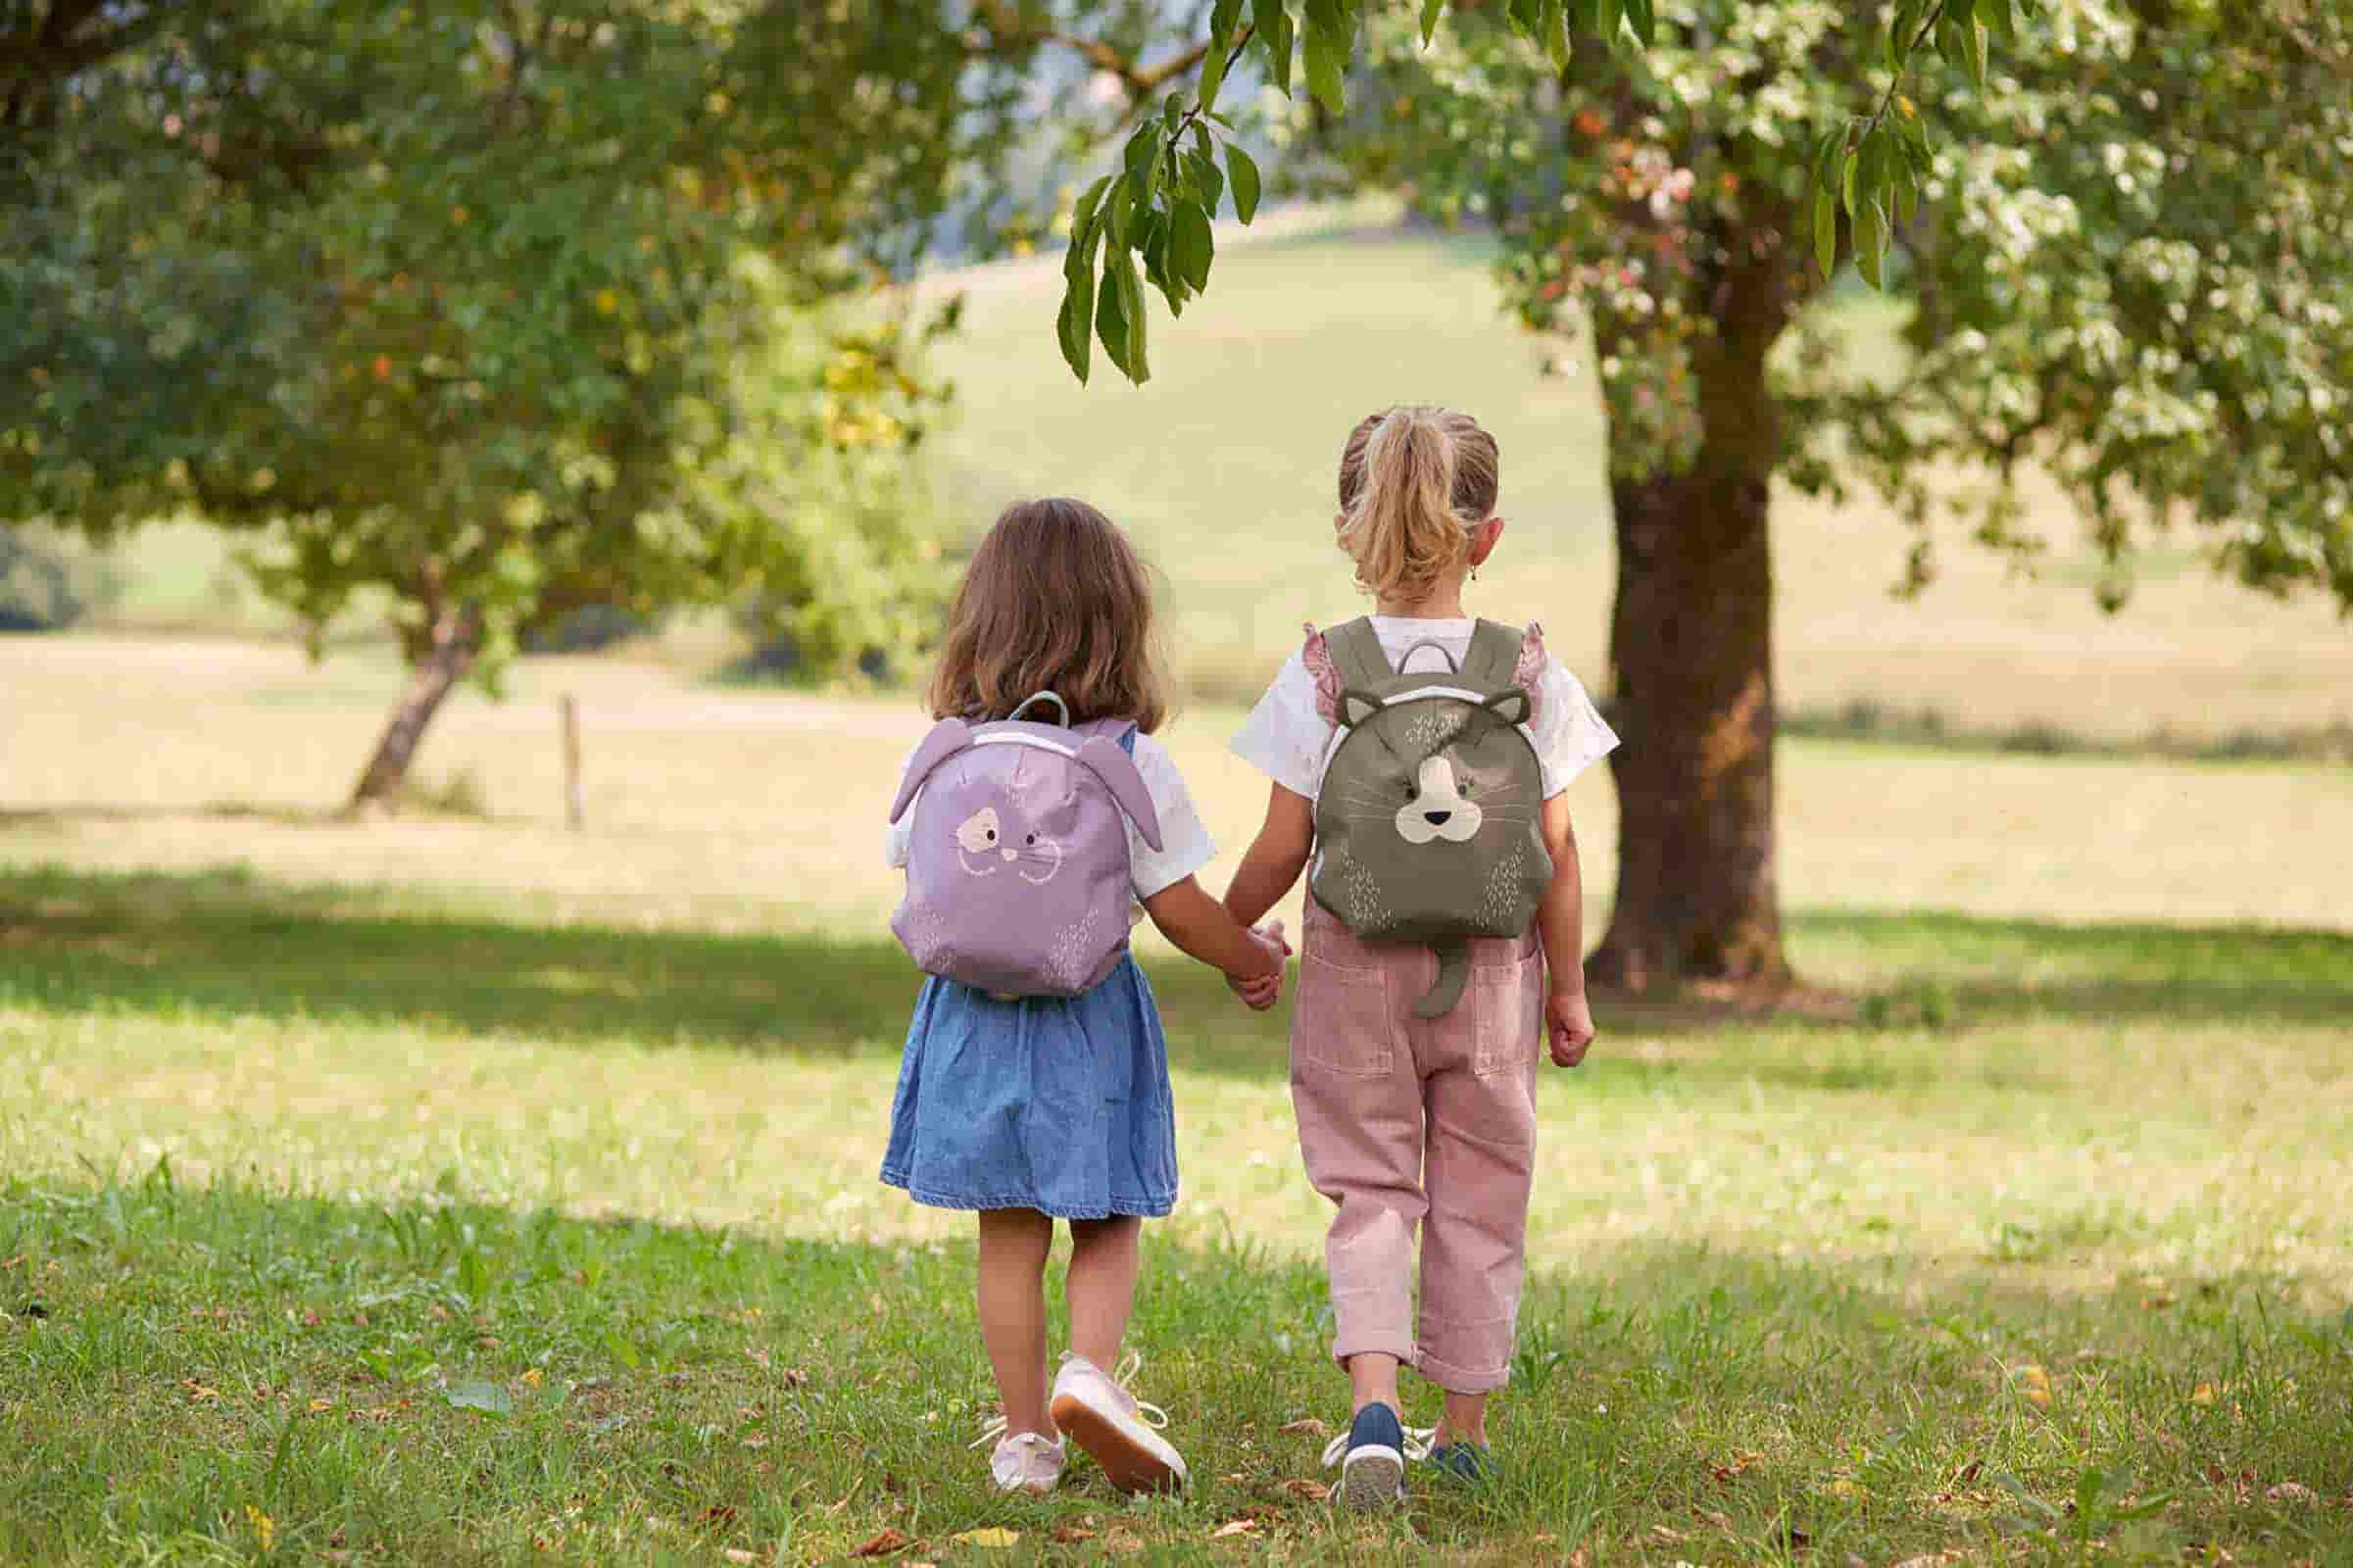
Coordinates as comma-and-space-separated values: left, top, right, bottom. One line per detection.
1336, 406, 1500, 601
926, 498, 1171, 733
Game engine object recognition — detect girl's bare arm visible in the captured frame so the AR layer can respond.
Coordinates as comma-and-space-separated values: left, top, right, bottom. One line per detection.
1142, 875, 1284, 982
1536, 794, 1596, 1066
1222, 784, 1315, 929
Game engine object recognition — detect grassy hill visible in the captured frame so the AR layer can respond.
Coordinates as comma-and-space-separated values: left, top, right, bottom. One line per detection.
916, 219, 2353, 745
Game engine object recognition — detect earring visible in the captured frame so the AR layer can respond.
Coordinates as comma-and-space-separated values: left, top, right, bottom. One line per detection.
1472, 565, 1480, 581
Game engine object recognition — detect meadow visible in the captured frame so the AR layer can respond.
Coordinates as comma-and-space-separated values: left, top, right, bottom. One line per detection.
5, 632, 2352, 1565
6, 219, 2353, 1565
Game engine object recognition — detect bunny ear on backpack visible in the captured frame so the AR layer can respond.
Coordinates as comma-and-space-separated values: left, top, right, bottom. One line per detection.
1512, 621, 1548, 727
888, 717, 975, 824
1302, 623, 1345, 725
1073, 734, 1163, 853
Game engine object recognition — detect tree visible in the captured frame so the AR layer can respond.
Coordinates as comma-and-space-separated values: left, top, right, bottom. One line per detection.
1283, 0, 2352, 990
0, 1, 1018, 807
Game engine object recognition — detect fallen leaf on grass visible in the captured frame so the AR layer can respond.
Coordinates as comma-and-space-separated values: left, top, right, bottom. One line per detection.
1890, 1553, 1966, 1568
2191, 1383, 2218, 1406
1209, 1519, 1259, 1540
1278, 1417, 1331, 1439
1281, 1479, 1327, 1502
851, 1528, 912, 1557
1101, 1528, 1145, 1555
2013, 1364, 2052, 1408
444, 1379, 514, 1416
180, 1381, 220, 1403
951, 1527, 1020, 1548
1052, 1526, 1097, 1544
723, 1552, 758, 1565
2268, 1483, 2319, 1505
1827, 1479, 1870, 1501
307, 1399, 334, 1414
1651, 1524, 1687, 1543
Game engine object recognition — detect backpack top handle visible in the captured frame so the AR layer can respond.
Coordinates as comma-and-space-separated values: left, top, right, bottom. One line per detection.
1005, 690, 1071, 727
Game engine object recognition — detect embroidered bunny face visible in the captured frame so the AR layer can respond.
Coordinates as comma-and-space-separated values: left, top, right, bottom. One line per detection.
1395, 755, 1483, 845
954, 802, 1062, 884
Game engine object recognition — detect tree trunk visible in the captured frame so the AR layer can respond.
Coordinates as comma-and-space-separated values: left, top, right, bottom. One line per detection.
348, 605, 480, 810
1588, 240, 1796, 995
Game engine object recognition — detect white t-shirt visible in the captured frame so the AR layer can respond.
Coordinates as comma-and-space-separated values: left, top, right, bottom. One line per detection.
884, 728, 1216, 903
1230, 616, 1619, 801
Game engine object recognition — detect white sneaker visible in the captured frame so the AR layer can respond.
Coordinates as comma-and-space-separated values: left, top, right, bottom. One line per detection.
970, 1418, 1064, 1496
1049, 1352, 1188, 1494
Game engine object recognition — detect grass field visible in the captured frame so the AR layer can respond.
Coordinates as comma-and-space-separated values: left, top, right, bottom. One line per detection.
5, 634, 2353, 1564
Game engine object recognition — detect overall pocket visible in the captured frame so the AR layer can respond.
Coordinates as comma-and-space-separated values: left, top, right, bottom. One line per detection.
1293, 951, 1398, 1077
1470, 953, 1542, 1077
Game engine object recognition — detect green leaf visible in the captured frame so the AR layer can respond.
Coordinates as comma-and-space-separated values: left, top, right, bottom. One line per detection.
1252, 0, 1295, 95
445, 1379, 514, 1416
1813, 185, 1837, 278
1509, 0, 1544, 36
1185, 147, 1225, 211
1198, 37, 1231, 111
1856, 197, 1888, 289
1541, 0, 1572, 66
1096, 246, 1133, 379
1123, 124, 1161, 198
1623, 0, 1655, 48
1596, 0, 1622, 48
1226, 143, 1262, 223
1975, 0, 2016, 43
1171, 200, 1214, 291
1066, 175, 1112, 277
1420, 0, 1446, 45
1115, 250, 1150, 384
1302, 0, 1348, 113
1056, 256, 1095, 383
1840, 142, 1860, 216
1103, 175, 1135, 249
603, 1332, 642, 1372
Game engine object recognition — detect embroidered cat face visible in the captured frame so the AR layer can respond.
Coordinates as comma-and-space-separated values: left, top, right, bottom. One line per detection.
1396, 756, 1482, 845
1331, 687, 1537, 858
954, 803, 1062, 883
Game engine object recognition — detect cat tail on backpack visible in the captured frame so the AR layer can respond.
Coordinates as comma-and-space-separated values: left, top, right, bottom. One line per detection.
1414, 938, 1471, 1020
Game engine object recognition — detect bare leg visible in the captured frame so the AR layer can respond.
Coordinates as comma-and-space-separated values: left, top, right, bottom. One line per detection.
1435, 1390, 1488, 1447
1064, 1215, 1141, 1369
1348, 1351, 1403, 1415
976, 1208, 1056, 1437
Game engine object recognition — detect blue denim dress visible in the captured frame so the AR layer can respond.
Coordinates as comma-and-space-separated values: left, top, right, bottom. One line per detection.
879, 958, 1179, 1219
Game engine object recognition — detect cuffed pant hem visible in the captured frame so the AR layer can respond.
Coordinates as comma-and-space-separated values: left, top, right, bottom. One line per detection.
1413, 1347, 1508, 1395
1329, 1334, 1417, 1373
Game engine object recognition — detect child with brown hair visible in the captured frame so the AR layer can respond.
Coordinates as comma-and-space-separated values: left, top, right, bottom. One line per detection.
1222, 408, 1618, 1504
880, 498, 1289, 1497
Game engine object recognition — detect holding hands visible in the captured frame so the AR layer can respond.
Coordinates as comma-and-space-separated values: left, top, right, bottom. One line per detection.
1230, 919, 1290, 1011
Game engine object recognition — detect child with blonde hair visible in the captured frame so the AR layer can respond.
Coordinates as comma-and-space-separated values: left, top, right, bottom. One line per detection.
882, 498, 1288, 1496
1223, 408, 1617, 1503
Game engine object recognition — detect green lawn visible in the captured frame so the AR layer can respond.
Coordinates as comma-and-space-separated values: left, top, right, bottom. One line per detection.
4, 862, 2350, 1565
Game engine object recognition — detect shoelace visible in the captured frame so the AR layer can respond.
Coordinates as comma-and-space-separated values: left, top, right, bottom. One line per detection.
967, 1416, 1060, 1453
1319, 1422, 1439, 1469
1057, 1349, 1174, 1432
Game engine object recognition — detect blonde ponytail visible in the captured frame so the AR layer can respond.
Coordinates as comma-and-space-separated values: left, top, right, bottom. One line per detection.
1336, 406, 1500, 603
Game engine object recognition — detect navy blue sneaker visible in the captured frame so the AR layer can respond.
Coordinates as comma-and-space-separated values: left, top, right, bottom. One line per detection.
1427, 1441, 1495, 1487
1322, 1403, 1413, 1507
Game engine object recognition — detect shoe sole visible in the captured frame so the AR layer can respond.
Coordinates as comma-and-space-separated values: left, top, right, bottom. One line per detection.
1050, 1393, 1183, 1494
1338, 1445, 1404, 1508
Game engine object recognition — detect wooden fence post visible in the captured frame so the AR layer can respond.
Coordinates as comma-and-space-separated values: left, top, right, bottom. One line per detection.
561, 694, 584, 831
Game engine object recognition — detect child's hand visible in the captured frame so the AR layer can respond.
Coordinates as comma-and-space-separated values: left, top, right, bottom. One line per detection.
1545, 987, 1595, 1067
1230, 921, 1290, 1011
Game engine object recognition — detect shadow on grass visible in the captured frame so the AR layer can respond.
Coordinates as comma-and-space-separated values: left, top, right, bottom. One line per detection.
3, 1171, 2348, 1567
2, 865, 2348, 1091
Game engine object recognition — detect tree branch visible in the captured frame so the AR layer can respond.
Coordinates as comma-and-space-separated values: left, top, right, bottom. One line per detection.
967, 1, 1212, 104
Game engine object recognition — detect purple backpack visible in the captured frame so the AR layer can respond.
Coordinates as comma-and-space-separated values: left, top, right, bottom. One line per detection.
888, 692, 1163, 999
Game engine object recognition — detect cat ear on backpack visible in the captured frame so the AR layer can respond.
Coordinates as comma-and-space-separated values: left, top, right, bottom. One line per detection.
888, 717, 974, 824
1302, 623, 1345, 725
1511, 621, 1548, 726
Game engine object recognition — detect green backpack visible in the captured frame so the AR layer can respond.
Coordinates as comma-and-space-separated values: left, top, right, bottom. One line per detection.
1309, 617, 1553, 1019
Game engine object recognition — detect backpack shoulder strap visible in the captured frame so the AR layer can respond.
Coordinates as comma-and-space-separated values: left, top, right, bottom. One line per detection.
1462, 618, 1525, 690
1322, 616, 1393, 691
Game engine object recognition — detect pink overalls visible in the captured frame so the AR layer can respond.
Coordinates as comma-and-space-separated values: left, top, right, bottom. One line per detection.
1289, 901, 1544, 1394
